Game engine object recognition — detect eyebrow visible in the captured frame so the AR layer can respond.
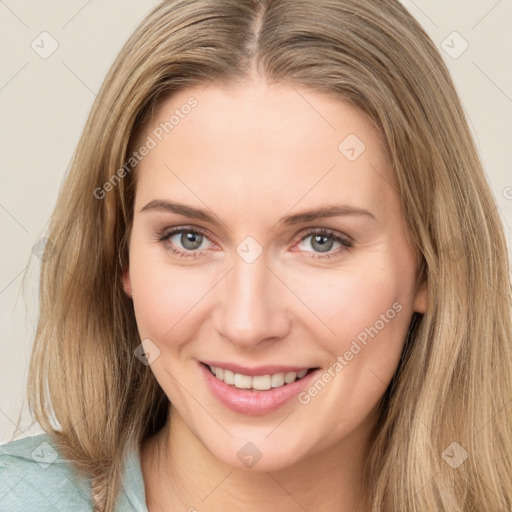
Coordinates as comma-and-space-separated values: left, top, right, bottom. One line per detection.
140, 199, 376, 225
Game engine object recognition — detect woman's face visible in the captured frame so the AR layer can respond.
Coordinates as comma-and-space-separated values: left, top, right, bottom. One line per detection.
122, 79, 427, 470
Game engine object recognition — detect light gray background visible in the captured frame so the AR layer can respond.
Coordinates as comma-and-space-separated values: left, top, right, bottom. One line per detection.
1, 0, 511, 442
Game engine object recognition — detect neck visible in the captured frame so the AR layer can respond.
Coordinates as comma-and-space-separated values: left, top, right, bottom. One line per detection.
142, 406, 375, 512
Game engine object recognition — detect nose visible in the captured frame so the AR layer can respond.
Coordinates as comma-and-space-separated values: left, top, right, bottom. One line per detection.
213, 248, 291, 348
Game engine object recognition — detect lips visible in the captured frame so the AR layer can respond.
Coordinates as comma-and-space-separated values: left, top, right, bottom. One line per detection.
198, 360, 321, 415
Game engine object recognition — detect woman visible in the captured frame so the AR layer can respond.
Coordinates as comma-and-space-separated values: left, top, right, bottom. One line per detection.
1, 0, 511, 510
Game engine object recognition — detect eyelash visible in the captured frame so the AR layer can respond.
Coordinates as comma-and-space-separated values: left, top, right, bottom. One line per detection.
157, 226, 353, 260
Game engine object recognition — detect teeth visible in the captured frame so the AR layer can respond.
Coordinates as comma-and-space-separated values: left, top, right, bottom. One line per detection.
252, 375, 272, 391
284, 372, 297, 384
223, 369, 235, 385
208, 365, 311, 390
234, 373, 252, 389
271, 373, 284, 388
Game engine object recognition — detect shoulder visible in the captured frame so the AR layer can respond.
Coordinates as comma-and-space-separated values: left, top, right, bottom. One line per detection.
0, 433, 93, 511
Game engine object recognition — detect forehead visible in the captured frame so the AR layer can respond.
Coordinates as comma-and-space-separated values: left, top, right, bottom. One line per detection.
132, 80, 399, 224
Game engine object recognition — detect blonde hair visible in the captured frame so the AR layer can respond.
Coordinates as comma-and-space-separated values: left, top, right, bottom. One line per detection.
23, 0, 512, 510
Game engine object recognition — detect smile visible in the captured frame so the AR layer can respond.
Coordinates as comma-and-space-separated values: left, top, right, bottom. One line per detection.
206, 364, 315, 391
199, 360, 322, 415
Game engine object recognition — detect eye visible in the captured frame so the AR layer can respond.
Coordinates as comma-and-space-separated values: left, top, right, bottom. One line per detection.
156, 226, 353, 260
295, 228, 353, 259
158, 226, 213, 259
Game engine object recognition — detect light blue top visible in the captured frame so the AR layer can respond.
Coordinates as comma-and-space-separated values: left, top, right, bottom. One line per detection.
0, 433, 148, 511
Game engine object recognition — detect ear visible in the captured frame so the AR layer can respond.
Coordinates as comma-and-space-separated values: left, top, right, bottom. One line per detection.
413, 281, 428, 313
121, 263, 133, 299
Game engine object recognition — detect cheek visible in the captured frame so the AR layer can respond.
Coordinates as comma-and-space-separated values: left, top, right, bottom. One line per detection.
300, 270, 405, 335
292, 266, 413, 428
290, 255, 414, 366
128, 240, 213, 342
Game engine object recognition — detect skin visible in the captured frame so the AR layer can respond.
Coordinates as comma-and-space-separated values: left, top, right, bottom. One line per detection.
122, 77, 428, 511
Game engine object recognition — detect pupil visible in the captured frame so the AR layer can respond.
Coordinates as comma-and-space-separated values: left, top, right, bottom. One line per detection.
182, 232, 202, 250
312, 235, 333, 253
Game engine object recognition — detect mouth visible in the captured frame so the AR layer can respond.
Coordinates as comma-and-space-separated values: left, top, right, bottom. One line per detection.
201, 362, 320, 391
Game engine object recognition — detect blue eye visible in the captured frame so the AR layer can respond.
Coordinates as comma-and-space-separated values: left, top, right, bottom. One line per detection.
159, 227, 211, 259
296, 228, 353, 259
157, 226, 353, 260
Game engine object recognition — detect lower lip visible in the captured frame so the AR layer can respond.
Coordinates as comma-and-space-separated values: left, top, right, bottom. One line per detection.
199, 362, 320, 416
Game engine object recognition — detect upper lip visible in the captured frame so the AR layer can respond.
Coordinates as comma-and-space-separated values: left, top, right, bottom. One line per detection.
200, 360, 317, 377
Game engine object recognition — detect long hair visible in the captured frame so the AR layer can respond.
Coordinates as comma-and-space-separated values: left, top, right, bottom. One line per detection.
24, 0, 512, 510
